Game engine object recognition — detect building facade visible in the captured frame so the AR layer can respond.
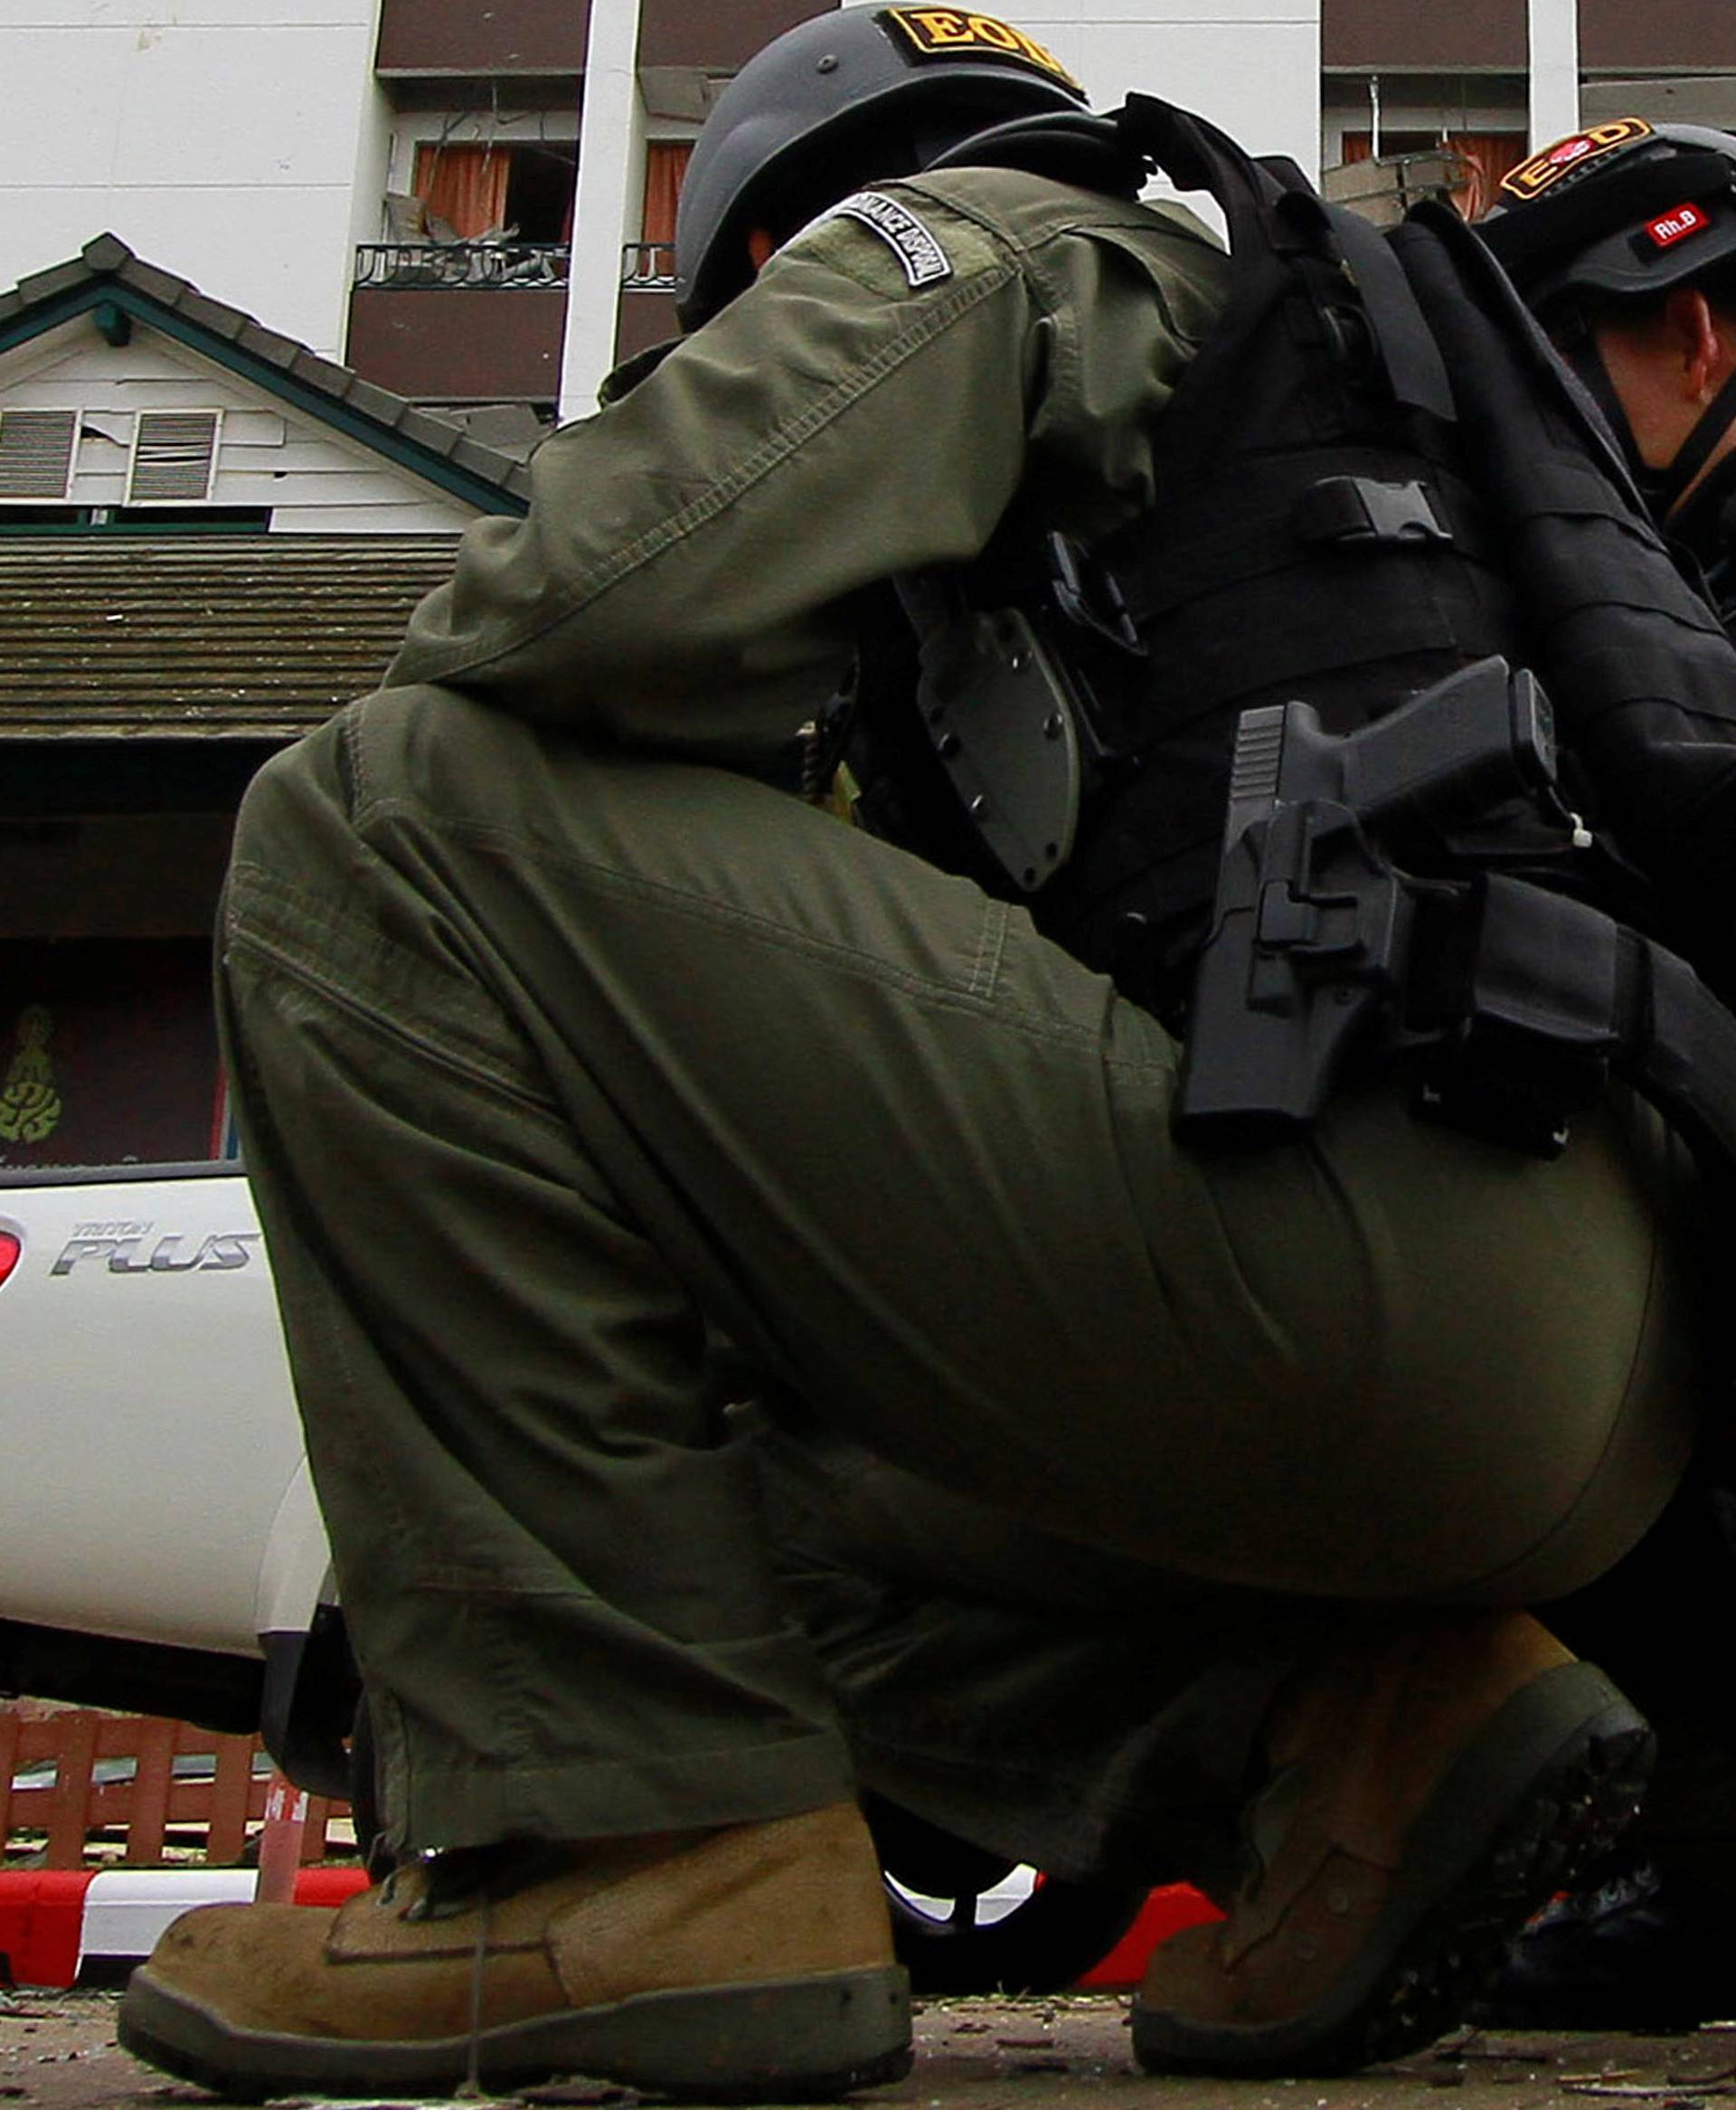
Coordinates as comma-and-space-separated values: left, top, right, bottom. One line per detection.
1324, 0, 1736, 220
9, 3, 1736, 426
6, 0, 1309, 427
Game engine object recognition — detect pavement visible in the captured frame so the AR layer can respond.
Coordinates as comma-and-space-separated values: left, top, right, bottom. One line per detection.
5, 1989, 1736, 2110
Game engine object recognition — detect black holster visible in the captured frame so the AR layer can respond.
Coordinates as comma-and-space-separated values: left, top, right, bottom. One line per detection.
1174, 658, 1736, 1187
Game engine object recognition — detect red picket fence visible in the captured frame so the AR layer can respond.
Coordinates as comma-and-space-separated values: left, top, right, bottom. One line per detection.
0, 1701, 347, 1869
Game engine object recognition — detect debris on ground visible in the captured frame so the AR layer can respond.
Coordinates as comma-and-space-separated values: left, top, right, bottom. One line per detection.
8, 1991, 1736, 2110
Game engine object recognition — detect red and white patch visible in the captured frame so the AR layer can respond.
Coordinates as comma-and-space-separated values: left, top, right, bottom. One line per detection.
1646, 201, 1712, 250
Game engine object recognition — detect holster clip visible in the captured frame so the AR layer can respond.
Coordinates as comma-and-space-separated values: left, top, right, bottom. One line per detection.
1414, 875, 1618, 1157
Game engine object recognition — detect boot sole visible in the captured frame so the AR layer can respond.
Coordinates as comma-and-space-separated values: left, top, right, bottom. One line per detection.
1132, 1661, 1653, 2078
118, 1961, 912, 2104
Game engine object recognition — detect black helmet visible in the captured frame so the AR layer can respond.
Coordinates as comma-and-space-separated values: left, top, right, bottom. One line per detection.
1479, 118, 1736, 312
675, 5, 1090, 328
1479, 119, 1736, 523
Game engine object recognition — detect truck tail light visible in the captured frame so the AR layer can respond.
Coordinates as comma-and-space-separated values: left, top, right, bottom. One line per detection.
0, 1232, 19, 1288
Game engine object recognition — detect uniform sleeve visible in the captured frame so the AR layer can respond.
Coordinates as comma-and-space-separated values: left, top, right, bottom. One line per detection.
384, 181, 1222, 762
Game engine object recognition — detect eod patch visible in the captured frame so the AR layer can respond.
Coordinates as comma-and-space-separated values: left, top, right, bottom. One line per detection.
1500, 118, 1654, 202
877, 8, 1082, 95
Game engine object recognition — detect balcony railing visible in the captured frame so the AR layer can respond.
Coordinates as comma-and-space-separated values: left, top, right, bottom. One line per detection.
354, 241, 570, 290
621, 243, 676, 291
353, 242, 681, 294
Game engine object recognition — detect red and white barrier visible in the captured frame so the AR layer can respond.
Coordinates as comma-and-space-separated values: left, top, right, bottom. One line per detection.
0, 1861, 1218, 1993
0, 1865, 369, 1988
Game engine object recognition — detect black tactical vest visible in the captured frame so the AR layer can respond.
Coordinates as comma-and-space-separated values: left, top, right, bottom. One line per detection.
849, 97, 1736, 1018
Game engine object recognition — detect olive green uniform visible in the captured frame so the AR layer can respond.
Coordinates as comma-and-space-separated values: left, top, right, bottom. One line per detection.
220, 166, 1704, 1872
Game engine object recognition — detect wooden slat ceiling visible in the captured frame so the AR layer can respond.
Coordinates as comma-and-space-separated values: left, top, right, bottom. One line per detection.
0, 535, 462, 738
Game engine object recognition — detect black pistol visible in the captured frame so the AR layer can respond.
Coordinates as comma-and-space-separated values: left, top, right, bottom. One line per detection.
1173, 658, 1562, 1146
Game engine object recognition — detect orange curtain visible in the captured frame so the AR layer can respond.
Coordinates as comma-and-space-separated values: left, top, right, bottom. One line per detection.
641, 142, 693, 246
413, 143, 511, 240
1446, 133, 1531, 220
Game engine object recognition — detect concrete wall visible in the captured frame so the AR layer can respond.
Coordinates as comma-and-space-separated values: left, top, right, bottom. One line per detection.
1038, 0, 1323, 181
562, 0, 647, 417
347, 286, 569, 406
1325, 0, 1524, 71
0, 2, 389, 361
375, 0, 588, 73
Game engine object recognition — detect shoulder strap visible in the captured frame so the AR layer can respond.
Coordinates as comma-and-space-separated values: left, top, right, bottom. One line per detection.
1109, 92, 1291, 257
1319, 200, 1456, 421
1109, 95, 1456, 423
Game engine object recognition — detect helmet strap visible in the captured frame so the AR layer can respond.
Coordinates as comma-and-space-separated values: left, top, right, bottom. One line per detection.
1561, 331, 1669, 505
1560, 326, 1736, 520
1651, 362, 1736, 516
1666, 444, 1736, 587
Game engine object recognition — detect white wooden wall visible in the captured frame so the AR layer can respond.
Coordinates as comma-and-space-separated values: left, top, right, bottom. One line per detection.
0, 324, 482, 535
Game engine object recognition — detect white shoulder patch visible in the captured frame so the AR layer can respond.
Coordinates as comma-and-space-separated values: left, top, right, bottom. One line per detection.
824, 191, 953, 290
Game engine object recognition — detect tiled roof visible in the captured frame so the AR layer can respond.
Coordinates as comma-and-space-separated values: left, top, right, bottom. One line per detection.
0, 535, 460, 739
0, 235, 534, 507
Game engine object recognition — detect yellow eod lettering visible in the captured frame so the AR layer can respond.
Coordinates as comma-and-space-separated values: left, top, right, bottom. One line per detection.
1500, 116, 1653, 201
881, 7, 1083, 92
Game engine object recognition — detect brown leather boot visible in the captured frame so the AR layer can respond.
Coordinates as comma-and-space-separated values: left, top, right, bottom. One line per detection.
1133, 1613, 1652, 2077
118, 1802, 910, 2102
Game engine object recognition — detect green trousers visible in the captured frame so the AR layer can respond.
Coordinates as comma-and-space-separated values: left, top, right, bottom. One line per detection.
218, 686, 1704, 1871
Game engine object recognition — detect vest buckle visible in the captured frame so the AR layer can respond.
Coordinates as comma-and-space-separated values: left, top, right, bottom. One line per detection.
1296, 475, 1452, 547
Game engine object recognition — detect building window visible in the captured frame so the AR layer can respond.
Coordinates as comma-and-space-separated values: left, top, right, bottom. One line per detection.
643, 141, 693, 249
412, 141, 577, 242
625, 142, 693, 289
0, 937, 229, 1169
127, 410, 222, 504
0, 410, 80, 502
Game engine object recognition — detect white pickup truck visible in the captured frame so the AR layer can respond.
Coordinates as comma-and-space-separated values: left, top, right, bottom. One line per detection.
0, 1160, 352, 1796
0, 1157, 1151, 1992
